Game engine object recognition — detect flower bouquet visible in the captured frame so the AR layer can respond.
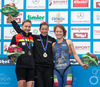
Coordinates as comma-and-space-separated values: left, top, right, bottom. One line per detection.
82, 52, 98, 70
4, 44, 25, 64
1, 2, 19, 21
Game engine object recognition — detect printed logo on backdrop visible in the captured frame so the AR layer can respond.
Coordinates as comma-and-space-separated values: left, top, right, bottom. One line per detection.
0, 73, 11, 85
77, 12, 84, 19
4, 27, 17, 39
93, 42, 100, 54
0, 42, 1, 54
7, 18, 21, 24
93, 11, 100, 24
71, 11, 90, 24
96, 2, 100, 8
73, 0, 89, 7
71, 27, 90, 39
31, 27, 40, 35
94, 0, 100, 8
32, 0, 40, 4
49, 11, 68, 24
11, 0, 19, 4
49, 0, 52, 6
93, 27, 100, 39
70, 59, 79, 65
48, 27, 56, 39
26, 12, 45, 24
89, 69, 100, 85
0, 0, 1, 9
10, 28, 17, 35
0, 58, 14, 66
73, 42, 90, 54
49, 0, 68, 9
0, 27, 1, 39
4, 12, 23, 24
26, 0, 45, 9
4, 0, 23, 9
0, 12, 1, 24
69, 58, 100, 66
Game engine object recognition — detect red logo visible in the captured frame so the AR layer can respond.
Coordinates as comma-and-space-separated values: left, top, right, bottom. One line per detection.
96, 2, 100, 8
94, 30, 100, 34
49, 0, 52, 6
73, 33, 88, 38
73, 0, 88, 7
7, 18, 21, 24
75, 46, 90, 50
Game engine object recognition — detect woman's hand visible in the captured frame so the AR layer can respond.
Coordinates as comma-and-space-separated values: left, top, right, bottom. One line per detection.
8, 14, 14, 22
81, 63, 88, 67
69, 50, 72, 56
81, 63, 89, 70
10, 56, 16, 62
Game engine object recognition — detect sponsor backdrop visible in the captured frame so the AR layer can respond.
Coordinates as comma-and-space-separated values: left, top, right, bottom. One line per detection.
0, 0, 100, 87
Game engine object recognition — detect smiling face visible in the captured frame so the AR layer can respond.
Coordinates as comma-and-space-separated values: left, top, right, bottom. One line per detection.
21, 22, 31, 34
54, 27, 64, 39
39, 25, 49, 36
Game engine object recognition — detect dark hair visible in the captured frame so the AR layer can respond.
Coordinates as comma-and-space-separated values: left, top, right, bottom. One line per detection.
54, 24, 67, 37
40, 22, 49, 29
22, 19, 32, 26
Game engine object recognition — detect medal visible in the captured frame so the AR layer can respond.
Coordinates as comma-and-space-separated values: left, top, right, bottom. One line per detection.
28, 51, 31, 56
56, 39, 64, 59
57, 58, 62, 63
43, 52, 47, 58
39, 35, 48, 58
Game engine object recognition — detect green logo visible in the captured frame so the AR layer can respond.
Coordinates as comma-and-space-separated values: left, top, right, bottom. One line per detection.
27, 15, 45, 20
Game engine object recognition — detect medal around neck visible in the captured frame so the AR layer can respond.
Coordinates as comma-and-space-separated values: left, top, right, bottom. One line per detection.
28, 51, 31, 56
43, 52, 47, 58
39, 35, 48, 58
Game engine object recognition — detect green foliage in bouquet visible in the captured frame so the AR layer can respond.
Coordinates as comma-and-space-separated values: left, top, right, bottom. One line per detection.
1, 3, 19, 17
82, 52, 98, 70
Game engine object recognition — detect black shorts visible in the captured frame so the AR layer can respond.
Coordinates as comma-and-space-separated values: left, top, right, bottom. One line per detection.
15, 67, 35, 82
35, 66, 53, 87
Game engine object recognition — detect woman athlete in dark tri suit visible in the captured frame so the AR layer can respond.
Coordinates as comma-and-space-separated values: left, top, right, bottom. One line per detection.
52, 24, 87, 87
10, 19, 35, 87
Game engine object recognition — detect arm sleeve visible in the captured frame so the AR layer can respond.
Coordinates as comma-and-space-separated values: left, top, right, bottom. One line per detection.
11, 20, 23, 33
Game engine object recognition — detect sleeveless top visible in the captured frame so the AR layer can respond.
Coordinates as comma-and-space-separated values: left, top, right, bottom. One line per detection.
53, 39, 70, 70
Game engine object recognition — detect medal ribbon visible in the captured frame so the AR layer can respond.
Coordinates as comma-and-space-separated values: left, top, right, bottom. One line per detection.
39, 35, 48, 53
20, 33, 31, 52
56, 39, 64, 58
